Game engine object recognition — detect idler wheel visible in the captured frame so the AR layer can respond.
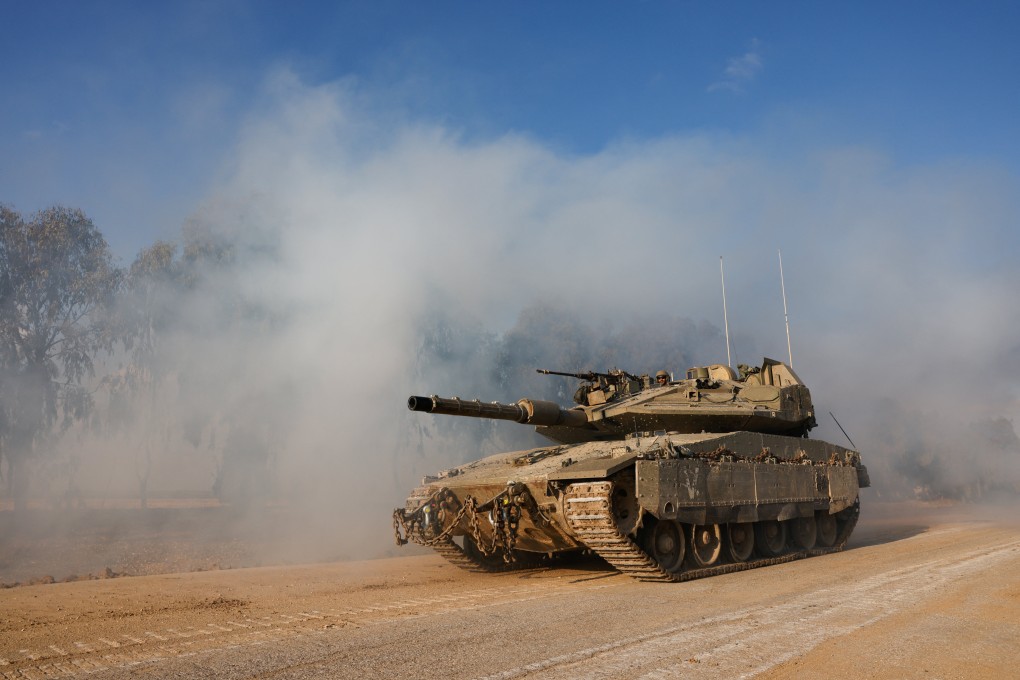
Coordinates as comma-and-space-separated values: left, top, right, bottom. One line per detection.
643, 519, 685, 573
791, 516, 818, 550
689, 523, 723, 567
755, 520, 787, 557
816, 512, 838, 547
726, 522, 755, 562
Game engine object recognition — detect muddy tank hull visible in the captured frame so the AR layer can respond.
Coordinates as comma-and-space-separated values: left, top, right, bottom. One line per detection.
394, 431, 868, 581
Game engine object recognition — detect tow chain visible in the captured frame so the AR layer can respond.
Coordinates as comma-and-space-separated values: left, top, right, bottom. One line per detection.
392, 488, 472, 548
393, 483, 526, 564
465, 488, 522, 562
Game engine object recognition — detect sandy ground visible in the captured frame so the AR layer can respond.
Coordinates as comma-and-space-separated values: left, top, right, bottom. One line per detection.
0, 501, 359, 586
1, 501, 1018, 679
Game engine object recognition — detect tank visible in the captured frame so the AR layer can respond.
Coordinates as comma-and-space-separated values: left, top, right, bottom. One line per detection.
393, 358, 869, 582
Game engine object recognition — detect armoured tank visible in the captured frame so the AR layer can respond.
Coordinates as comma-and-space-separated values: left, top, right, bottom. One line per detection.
393, 358, 869, 582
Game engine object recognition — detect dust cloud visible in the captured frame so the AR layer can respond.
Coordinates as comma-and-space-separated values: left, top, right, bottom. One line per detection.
5, 70, 1020, 579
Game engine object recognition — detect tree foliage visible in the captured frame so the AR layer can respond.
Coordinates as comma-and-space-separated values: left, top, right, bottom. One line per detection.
103, 241, 180, 507
0, 205, 120, 506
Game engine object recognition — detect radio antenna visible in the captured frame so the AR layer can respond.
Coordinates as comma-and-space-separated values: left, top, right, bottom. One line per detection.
829, 411, 857, 450
720, 256, 733, 369
779, 249, 793, 367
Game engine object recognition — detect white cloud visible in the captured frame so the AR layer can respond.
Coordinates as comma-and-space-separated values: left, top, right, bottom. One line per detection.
709, 39, 763, 92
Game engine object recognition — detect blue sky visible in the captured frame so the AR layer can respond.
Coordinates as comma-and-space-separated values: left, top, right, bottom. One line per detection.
3, 1, 1019, 258
3, 0, 1020, 415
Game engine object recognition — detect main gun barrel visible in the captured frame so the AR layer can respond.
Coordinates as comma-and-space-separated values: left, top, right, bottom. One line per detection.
407, 395, 590, 429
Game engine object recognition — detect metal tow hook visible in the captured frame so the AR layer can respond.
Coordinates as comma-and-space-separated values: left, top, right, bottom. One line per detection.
422, 501, 437, 534
501, 495, 513, 527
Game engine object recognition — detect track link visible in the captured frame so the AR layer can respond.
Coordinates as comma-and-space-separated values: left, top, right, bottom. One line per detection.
431, 539, 487, 570
564, 480, 859, 582
429, 539, 533, 573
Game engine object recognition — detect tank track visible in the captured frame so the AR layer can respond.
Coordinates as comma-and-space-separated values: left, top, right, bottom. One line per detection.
429, 538, 530, 573
564, 480, 859, 582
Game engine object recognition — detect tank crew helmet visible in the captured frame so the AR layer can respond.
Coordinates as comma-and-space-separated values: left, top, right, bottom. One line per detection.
655, 370, 670, 385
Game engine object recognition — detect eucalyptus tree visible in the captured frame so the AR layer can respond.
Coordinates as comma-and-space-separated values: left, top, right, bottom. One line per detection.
104, 241, 180, 508
164, 216, 293, 504
0, 206, 120, 509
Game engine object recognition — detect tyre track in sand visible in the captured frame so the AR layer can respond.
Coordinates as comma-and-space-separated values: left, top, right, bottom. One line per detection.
476, 536, 1020, 680
2, 517, 1019, 679
0, 574, 622, 678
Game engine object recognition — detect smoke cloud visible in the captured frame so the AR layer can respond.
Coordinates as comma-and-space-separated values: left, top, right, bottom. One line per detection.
18, 68, 1020, 572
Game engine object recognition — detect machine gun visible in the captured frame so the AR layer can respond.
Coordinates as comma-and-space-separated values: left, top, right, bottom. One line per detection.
536, 368, 640, 383
536, 368, 644, 405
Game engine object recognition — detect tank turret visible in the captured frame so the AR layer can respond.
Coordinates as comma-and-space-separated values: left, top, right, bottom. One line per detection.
408, 357, 817, 445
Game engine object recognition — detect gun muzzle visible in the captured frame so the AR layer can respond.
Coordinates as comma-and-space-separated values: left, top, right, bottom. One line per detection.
407, 395, 589, 429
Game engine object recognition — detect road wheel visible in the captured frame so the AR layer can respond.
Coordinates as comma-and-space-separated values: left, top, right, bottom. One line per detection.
726, 522, 755, 562
791, 516, 818, 550
689, 523, 723, 567
816, 512, 838, 547
643, 518, 685, 573
755, 520, 787, 557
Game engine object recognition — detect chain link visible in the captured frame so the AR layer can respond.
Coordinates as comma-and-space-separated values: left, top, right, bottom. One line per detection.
393, 489, 472, 547
393, 484, 526, 563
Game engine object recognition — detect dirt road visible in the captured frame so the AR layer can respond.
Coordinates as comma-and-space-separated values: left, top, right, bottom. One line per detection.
2, 505, 1018, 679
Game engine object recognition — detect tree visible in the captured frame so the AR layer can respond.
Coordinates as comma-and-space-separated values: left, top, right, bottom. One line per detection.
104, 241, 179, 509
172, 216, 292, 505
0, 206, 120, 510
